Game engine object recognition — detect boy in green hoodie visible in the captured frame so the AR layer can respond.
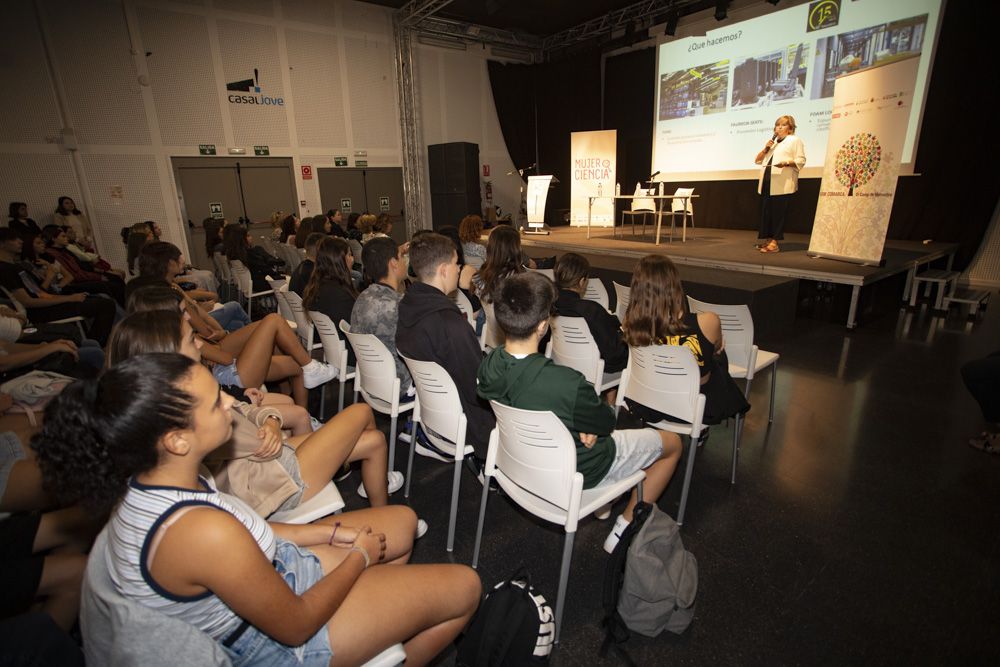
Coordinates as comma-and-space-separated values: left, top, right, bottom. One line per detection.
477, 271, 682, 552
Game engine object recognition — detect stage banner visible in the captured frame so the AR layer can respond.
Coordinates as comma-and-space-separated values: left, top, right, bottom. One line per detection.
570, 130, 616, 227
808, 56, 919, 265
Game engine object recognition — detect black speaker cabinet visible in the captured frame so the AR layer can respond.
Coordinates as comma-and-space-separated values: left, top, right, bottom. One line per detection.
428, 142, 481, 229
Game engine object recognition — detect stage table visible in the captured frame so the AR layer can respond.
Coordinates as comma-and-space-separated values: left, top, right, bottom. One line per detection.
586, 194, 700, 244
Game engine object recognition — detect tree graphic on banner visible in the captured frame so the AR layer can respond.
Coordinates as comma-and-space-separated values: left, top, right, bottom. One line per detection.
835, 132, 881, 196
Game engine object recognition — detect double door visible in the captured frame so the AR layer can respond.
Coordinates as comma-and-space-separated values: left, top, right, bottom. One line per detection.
317, 167, 406, 245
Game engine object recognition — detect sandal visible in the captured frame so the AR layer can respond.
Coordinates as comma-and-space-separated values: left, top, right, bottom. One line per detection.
759, 242, 780, 253
968, 432, 1000, 454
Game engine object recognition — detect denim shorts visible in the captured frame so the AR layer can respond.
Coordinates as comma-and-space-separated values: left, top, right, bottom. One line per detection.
213, 361, 243, 388
599, 429, 664, 486
222, 539, 333, 666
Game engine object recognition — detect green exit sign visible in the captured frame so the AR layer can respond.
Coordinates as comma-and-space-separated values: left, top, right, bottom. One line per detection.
334, 156, 348, 167
253, 145, 270, 156
199, 144, 217, 155
355, 160, 368, 167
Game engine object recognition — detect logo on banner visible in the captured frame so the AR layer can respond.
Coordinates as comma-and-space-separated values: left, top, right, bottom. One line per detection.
573, 158, 612, 181
835, 133, 881, 196
226, 68, 285, 107
807, 0, 840, 32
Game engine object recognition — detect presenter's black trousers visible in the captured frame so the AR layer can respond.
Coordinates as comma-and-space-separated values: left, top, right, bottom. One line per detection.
758, 192, 792, 241
962, 350, 1000, 423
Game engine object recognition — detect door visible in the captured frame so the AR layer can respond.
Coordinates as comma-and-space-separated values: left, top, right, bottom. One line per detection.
318, 167, 406, 244
172, 157, 297, 270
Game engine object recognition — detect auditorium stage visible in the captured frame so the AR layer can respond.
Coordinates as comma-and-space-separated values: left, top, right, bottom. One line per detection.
518, 226, 959, 329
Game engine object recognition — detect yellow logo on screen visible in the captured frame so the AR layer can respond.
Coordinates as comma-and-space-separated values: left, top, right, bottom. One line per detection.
808, 0, 840, 32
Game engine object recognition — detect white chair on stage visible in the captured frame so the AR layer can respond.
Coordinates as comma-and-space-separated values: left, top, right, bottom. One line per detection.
583, 278, 610, 311
613, 281, 631, 322
401, 355, 476, 553
450, 289, 477, 329
479, 301, 505, 352
340, 320, 415, 471
619, 183, 656, 237
659, 187, 696, 243
614, 344, 705, 526
229, 260, 273, 320
309, 310, 356, 417
544, 316, 621, 394
472, 401, 645, 644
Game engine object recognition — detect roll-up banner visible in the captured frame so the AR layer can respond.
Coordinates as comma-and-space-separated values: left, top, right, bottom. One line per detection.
808, 56, 919, 265
570, 130, 617, 227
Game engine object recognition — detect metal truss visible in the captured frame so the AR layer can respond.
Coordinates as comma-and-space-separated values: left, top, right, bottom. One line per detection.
392, 16, 425, 237
397, 0, 457, 27
542, 0, 704, 53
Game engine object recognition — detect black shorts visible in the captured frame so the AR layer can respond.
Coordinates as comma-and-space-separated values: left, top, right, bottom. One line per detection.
0, 513, 44, 619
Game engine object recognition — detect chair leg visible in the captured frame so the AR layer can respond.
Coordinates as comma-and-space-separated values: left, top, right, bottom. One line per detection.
554, 531, 576, 645
446, 457, 462, 552
471, 479, 491, 569
743, 376, 753, 399
730, 414, 741, 485
337, 379, 347, 413
676, 433, 700, 526
388, 413, 398, 471
768, 360, 778, 424
319, 384, 326, 421
636, 479, 644, 504
404, 418, 417, 499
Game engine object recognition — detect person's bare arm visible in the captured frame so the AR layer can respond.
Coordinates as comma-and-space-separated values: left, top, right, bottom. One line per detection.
0, 340, 77, 370
10, 288, 84, 309
697, 311, 725, 354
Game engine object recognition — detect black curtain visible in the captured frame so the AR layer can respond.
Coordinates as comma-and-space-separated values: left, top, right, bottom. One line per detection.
487, 1, 999, 267
487, 61, 537, 177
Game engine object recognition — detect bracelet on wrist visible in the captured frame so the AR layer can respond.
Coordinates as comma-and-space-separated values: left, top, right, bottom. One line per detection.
328, 521, 341, 546
349, 545, 370, 568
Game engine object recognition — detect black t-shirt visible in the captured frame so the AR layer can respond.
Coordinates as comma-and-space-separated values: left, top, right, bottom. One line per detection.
0, 261, 25, 293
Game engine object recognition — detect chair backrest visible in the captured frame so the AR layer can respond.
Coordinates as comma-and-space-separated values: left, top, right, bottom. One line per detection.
613, 281, 630, 321
213, 252, 231, 281
229, 259, 252, 294
547, 316, 604, 390
686, 296, 754, 370
82, 528, 232, 666
619, 345, 703, 429
309, 310, 349, 375
283, 290, 314, 348
671, 187, 695, 214
401, 355, 467, 456
258, 235, 278, 256
266, 276, 296, 323
340, 320, 399, 404
480, 301, 505, 351
450, 289, 476, 328
347, 240, 364, 269
1, 285, 28, 318
632, 183, 656, 212
277, 243, 301, 272
489, 400, 581, 512
528, 267, 555, 281
583, 278, 610, 310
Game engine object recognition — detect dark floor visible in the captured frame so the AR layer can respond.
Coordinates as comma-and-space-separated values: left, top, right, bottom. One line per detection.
323, 296, 1000, 666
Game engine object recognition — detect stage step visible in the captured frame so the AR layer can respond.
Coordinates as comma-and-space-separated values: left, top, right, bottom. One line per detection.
943, 288, 990, 317
910, 269, 959, 310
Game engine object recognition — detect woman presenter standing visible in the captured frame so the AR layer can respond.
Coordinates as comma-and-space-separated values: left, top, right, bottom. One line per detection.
755, 115, 806, 253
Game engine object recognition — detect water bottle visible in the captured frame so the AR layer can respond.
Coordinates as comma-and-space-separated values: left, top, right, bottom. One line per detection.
597, 182, 603, 198
615, 182, 621, 196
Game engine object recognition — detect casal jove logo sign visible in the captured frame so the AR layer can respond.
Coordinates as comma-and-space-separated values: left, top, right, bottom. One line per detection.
226, 68, 285, 106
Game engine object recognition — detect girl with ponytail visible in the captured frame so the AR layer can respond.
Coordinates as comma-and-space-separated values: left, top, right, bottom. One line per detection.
32, 354, 480, 666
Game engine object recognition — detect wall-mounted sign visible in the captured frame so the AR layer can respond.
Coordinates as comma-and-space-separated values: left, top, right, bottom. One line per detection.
253, 145, 270, 156
209, 202, 224, 219
378, 196, 390, 212
353, 150, 367, 157
301, 165, 313, 180
225, 68, 285, 107
340, 198, 352, 213
334, 156, 348, 167
483, 164, 490, 177
355, 160, 368, 167
199, 144, 216, 155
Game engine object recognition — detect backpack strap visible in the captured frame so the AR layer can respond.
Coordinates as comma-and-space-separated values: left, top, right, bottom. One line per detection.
599, 502, 653, 665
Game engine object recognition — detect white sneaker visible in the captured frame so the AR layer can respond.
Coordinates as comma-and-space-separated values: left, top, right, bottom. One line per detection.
415, 519, 428, 539
310, 417, 323, 432
603, 514, 630, 554
357, 471, 404, 499
302, 359, 337, 389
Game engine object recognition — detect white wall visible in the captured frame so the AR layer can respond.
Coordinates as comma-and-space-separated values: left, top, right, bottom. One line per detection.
0, 0, 516, 270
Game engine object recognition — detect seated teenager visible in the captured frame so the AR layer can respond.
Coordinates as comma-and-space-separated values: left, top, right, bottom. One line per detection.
289, 232, 323, 297
0, 338, 99, 381
278, 214, 299, 246
458, 215, 486, 269
0, 229, 116, 346
471, 224, 525, 305
39, 225, 126, 306
436, 225, 482, 321
620, 255, 749, 427
396, 233, 495, 460
476, 271, 683, 553
223, 224, 285, 292
30, 354, 480, 665
553, 252, 628, 380
351, 237, 412, 397
327, 209, 347, 239
127, 281, 336, 407
303, 237, 357, 364
107, 311, 410, 517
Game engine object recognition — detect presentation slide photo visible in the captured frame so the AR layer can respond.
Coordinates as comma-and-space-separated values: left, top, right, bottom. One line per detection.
731, 42, 809, 109
811, 14, 929, 99
658, 60, 730, 121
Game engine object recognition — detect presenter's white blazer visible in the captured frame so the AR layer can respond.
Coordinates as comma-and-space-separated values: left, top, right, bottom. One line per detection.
756, 134, 806, 196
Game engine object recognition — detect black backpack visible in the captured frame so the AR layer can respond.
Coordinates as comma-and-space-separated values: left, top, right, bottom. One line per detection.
457, 569, 554, 666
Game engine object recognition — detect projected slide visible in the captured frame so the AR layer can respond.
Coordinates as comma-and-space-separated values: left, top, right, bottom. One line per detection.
651, 0, 943, 181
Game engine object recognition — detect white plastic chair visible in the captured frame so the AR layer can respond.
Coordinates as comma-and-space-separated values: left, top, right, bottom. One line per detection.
622, 183, 657, 236
282, 291, 321, 354
583, 278, 610, 311
309, 310, 356, 416
613, 281, 630, 322
450, 289, 477, 329
660, 187, 696, 242
614, 345, 705, 526
340, 320, 415, 471
269, 481, 344, 523
479, 301, 505, 352
544, 316, 620, 394
687, 297, 779, 475
265, 276, 298, 331
229, 260, 273, 320
401, 355, 476, 552
472, 401, 645, 644
275, 243, 302, 273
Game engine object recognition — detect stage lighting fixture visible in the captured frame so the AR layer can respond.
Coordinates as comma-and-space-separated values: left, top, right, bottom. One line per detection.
665, 11, 679, 36
715, 0, 728, 21
766, 0, 780, 5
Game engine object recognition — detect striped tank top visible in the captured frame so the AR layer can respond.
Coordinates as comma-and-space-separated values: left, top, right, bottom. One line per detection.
106, 476, 277, 640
